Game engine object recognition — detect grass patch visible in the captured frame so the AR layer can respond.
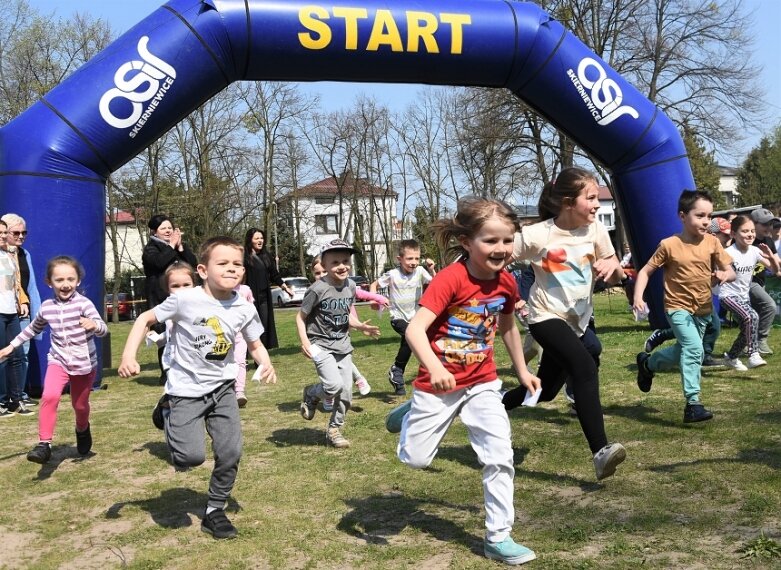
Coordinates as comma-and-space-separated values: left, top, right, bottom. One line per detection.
1, 294, 780, 568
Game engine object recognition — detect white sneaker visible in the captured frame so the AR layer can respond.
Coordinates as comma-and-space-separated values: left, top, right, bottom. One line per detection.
747, 352, 767, 369
354, 376, 371, 396
723, 353, 748, 371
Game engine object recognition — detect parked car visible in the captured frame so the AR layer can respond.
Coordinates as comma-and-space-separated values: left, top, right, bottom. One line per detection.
349, 275, 370, 291
105, 293, 132, 320
271, 277, 311, 307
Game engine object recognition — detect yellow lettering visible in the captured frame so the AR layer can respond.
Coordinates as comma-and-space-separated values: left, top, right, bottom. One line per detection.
406, 11, 439, 53
366, 9, 403, 52
298, 6, 331, 50
333, 7, 368, 50
440, 13, 472, 55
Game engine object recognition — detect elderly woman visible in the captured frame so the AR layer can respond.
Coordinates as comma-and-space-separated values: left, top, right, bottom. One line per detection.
243, 228, 291, 350
142, 215, 197, 383
1, 213, 40, 404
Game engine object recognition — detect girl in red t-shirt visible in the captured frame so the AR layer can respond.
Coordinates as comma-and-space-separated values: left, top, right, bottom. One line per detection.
385, 197, 540, 566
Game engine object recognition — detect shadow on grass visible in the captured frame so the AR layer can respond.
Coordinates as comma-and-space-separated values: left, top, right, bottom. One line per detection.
139, 441, 172, 463
266, 427, 329, 447
29, 444, 94, 481
650, 447, 781, 472
602, 403, 683, 429
105, 487, 240, 528
337, 492, 483, 554
277, 391, 406, 414
507, 406, 573, 427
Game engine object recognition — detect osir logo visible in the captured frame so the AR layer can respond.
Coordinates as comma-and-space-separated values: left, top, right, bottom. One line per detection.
99, 36, 176, 137
567, 57, 638, 126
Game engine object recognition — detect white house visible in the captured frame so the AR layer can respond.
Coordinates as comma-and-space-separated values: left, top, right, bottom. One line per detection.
279, 173, 398, 277
597, 184, 616, 230
718, 165, 740, 207
105, 210, 145, 278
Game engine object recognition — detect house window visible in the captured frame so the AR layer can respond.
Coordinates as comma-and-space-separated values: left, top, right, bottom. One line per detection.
315, 196, 334, 205
315, 214, 338, 234
598, 213, 614, 228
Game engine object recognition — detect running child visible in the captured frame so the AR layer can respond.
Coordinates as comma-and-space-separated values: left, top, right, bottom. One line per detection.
385, 197, 540, 565
119, 236, 276, 539
502, 167, 627, 479
371, 240, 436, 395
297, 240, 380, 448
310, 256, 387, 411
147, 262, 196, 429
634, 190, 735, 423
0, 256, 107, 463
719, 215, 778, 370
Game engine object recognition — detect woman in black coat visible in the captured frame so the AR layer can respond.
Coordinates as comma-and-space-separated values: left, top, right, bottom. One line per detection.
243, 228, 291, 349
142, 214, 197, 382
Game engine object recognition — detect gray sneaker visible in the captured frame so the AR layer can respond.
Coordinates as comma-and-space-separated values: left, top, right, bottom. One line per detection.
758, 340, 774, 355
326, 427, 350, 448
300, 385, 319, 421
593, 443, 626, 480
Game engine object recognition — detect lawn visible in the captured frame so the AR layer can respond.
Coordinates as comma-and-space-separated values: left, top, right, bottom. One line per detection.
1, 293, 779, 569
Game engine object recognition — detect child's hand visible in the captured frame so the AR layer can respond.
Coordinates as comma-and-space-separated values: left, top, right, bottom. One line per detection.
80, 317, 97, 332
430, 366, 456, 392
0, 345, 13, 361
359, 320, 381, 338
518, 369, 541, 394
424, 258, 436, 271
118, 357, 140, 378
593, 257, 621, 282
757, 243, 773, 257
259, 363, 277, 384
712, 269, 730, 285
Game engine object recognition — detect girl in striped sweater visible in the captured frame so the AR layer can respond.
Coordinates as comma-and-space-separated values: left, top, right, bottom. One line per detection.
0, 256, 107, 464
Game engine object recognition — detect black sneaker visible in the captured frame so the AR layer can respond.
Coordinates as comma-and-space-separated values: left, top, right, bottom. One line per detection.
684, 403, 713, 423
27, 442, 52, 464
76, 424, 92, 455
300, 385, 319, 421
388, 365, 406, 396
152, 395, 169, 430
636, 352, 654, 393
644, 329, 667, 353
201, 509, 238, 539
21, 397, 38, 407
8, 401, 34, 416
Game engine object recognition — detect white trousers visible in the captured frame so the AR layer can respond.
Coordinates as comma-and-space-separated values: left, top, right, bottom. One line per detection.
398, 379, 515, 542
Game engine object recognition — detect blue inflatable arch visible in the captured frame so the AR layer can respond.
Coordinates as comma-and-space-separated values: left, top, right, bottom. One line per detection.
0, 0, 691, 389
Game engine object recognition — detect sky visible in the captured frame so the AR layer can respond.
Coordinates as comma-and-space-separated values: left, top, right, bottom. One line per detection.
27, 0, 781, 167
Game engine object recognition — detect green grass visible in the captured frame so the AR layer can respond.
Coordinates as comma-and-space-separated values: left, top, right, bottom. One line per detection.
1, 293, 780, 569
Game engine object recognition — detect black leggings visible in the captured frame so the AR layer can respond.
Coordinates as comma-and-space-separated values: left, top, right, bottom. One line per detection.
505, 319, 608, 454
391, 319, 412, 371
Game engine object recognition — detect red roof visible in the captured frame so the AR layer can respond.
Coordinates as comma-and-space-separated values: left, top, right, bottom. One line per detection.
598, 185, 613, 201
286, 172, 396, 199
105, 210, 137, 224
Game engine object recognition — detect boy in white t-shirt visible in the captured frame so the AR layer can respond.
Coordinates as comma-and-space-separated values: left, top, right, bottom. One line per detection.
371, 240, 435, 395
119, 237, 276, 540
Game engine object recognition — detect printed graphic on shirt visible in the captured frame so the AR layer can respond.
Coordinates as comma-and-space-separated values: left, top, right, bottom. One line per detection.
193, 315, 231, 361
435, 296, 504, 365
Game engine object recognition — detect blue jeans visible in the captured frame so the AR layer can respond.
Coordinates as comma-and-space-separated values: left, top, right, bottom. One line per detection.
0, 313, 25, 405
648, 310, 708, 404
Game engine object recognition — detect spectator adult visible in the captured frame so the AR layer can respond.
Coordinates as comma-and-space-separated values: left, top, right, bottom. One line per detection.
1, 213, 40, 405
142, 215, 197, 383
0, 219, 30, 416
243, 228, 292, 349
748, 208, 781, 354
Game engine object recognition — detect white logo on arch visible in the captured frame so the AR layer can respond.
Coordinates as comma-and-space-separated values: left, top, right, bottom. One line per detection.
99, 36, 176, 137
567, 57, 639, 126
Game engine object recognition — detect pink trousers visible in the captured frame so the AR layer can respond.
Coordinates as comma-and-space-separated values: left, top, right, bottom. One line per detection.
38, 363, 94, 442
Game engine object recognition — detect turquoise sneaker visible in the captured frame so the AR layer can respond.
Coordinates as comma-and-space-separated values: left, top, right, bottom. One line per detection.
484, 536, 536, 565
385, 399, 412, 433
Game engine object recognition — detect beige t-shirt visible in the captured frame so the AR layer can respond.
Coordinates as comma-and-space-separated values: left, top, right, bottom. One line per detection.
513, 219, 615, 335
646, 234, 732, 316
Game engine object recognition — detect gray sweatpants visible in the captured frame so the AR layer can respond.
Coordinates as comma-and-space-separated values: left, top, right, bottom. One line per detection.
307, 351, 353, 428
165, 381, 242, 511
